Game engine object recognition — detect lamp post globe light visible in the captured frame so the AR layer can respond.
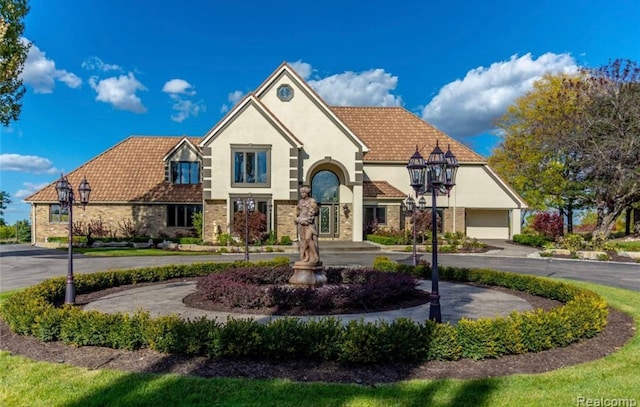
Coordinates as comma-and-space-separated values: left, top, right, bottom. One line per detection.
55, 174, 91, 305
236, 195, 255, 261
406, 142, 458, 323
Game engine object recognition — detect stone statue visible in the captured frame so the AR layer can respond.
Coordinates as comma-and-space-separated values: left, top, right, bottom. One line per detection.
295, 186, 320, 265
290, 186, 326, 287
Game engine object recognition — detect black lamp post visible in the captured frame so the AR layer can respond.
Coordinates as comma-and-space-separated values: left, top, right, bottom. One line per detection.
406, 142, 458, 323
55, 174, 91, 305
236, 195, 255, 261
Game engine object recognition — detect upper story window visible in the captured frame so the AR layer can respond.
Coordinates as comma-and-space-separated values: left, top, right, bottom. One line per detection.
49, 204, 69, 223
232, 146, 270, 187
171, 161, 200, 184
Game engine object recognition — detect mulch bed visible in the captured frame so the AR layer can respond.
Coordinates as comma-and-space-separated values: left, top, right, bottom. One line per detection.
1, 283, 636, 385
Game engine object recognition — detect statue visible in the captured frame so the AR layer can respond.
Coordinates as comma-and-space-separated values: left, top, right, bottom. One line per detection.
290, 186, 326, 287
295, 186, 320, 265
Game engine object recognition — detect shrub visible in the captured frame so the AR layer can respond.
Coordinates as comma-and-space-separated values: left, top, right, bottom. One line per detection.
0, 259, 608, 365
558, 233, 586, 254
513, 234, 553, 248
191, 212, 204, 240
179, 237, 203, 245
531, 212, 564, 239
279, 235, 293, 245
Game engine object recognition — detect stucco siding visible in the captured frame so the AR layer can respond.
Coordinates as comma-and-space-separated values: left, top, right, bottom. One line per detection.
259, 75, 360, 184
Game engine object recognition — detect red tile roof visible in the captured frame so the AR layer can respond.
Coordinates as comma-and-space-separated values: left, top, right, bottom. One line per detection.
26, 136, 203, 203
363, 181, 407, 199
27, 108, 484, 204
331, 107, 485, 163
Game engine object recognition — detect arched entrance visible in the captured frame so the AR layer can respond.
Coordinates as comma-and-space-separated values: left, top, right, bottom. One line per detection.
311, 170, 340, 238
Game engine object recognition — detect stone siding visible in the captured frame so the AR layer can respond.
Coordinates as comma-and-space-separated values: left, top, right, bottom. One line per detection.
33, 203, 194, 243
443, 207, 466, 234
203, 200, 227, 243
275, 200, 297, 241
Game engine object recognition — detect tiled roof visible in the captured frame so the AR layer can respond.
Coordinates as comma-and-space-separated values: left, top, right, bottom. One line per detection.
26, 136, 203, 203
331, 107, 485, 163
363, 180, 407, 199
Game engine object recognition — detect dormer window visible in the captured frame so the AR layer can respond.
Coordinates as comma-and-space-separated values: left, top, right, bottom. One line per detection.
171, 161, 200, 184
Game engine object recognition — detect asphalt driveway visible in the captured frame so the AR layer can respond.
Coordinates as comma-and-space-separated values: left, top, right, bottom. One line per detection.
1, 243, 638, 293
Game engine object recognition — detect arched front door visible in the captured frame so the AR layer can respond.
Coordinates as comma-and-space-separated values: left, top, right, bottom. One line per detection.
311, 170, 340, 238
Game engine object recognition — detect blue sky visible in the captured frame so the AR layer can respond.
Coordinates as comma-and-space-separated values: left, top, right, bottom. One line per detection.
1, 0, 639, 224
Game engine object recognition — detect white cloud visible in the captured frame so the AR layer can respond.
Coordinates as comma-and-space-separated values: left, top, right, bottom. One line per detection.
289, 60, 313, 79
162, 79, 195, 95
14, 182, 50, 200
162, 78, 205, 122
169, 98, 206, 123
0, 153, 59, 174
421, 52, 578, 138
307, 67, 402, 107
20, 39, 82, 94
81, 56, 121, 72
220, 90, 245, 114
89, 73, 147, 113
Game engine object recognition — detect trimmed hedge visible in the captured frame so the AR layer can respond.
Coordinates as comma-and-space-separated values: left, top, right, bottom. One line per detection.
513, 234, 553, 248
0, 256, 608, 364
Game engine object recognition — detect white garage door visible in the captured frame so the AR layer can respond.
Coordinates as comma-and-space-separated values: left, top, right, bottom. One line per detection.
466, 209, 509, 239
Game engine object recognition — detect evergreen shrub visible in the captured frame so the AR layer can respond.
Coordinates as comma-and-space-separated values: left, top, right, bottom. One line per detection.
0, 257, 608, 365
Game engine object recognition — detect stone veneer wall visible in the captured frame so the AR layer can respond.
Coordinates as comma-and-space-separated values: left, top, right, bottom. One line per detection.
203, 200, 227, 243
443, 207, 466, 234
33, 203, 193, 243
275, 200, 297, 241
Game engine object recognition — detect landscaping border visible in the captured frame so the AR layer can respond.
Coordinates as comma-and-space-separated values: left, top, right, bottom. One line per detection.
0, 256, 608, 364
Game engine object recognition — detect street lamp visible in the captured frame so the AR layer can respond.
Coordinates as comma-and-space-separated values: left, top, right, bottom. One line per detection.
236, 195, 255, 261
55, 174, 91, 305
406, 145, 428, 266
406, 142, 458, 322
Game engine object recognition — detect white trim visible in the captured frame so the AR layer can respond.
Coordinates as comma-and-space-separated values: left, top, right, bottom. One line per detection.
162, 137, 201, 162
199, 95, 303, 148
254, 63, 369, 153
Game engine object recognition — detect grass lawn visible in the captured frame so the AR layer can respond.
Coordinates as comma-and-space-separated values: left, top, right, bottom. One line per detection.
613, 240, 640, 252
66, 247, 221, 257
1, 280, 639, 407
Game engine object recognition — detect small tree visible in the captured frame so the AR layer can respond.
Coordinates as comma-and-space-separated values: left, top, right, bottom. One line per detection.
15, 219, 30, 242
191, 211, 203, 240
232, 211, 267, 244
531, 212, 564, 239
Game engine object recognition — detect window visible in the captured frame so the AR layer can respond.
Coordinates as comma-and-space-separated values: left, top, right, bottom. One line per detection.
171, 161, 200, 184
167, 205, 202, 227
365, 206, 387, 225
232, 147, 270, 186
49, 204, 69, 223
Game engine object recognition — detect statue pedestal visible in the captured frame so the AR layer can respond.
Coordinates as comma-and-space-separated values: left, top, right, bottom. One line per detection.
290, 262, 326, 287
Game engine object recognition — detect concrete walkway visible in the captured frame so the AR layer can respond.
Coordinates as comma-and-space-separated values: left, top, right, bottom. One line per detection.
84, 279, 532, 325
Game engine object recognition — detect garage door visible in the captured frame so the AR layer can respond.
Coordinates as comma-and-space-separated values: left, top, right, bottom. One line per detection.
465, 209, 509, 239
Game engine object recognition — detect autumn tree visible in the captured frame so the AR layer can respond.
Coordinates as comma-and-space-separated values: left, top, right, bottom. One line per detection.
491, 60, 640, 237
1, 0, 31, 126
490, 73, 590, 232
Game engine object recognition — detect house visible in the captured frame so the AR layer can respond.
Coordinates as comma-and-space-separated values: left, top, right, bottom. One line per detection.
26, 63, 526, 244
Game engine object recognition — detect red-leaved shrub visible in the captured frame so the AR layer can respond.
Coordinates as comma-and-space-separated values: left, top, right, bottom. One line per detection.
531, 212, 564, 239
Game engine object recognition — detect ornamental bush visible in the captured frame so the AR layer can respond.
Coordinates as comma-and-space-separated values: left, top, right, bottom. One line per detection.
0, 258, 608, 365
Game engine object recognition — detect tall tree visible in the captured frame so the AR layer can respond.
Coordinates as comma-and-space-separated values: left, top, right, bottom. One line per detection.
490, 73, 590, 232
1, 0, 31, 126
0, 190, 11, 225
562, 60, 640, 236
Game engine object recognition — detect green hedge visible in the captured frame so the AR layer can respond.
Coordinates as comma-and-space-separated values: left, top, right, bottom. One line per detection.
0, 257, 608, 363
513, 234, 553, 248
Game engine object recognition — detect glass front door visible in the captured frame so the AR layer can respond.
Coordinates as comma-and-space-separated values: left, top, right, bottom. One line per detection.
312, 170, 340, 238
